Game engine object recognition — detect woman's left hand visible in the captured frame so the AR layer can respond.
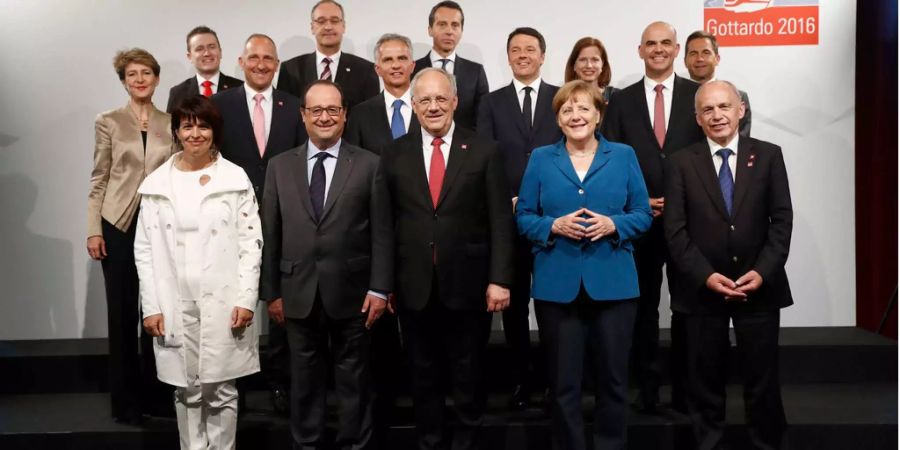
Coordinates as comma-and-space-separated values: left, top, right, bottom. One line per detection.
231, 307, 254, 329
582, 209, 616, 241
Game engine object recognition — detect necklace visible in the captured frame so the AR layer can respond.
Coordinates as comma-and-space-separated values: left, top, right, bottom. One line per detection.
568, 150, 596, 158
129, 101, 150, 131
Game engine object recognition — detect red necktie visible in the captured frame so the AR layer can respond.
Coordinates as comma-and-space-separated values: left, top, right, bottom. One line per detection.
321, 57, 332, 81
653, 84, 666, 149
429, 137, 445, 208
201, 80, 213, 97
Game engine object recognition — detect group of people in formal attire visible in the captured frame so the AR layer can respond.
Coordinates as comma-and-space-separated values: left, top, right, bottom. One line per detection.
85, 1, 794, 449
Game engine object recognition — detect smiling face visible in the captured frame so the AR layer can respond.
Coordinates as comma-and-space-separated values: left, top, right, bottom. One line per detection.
412, 70, 458, 137
639, 22, 680, 81
301, 83, 346, 149
187, 33, 222, 78
311, 2, 345, 53
178, 117, 214, 158
428, 6, 463, 57
695, 81, 745, 146
374, 40, 414, 93
557, 93, 601, 144
123, 62, 159, 101
238, 37, 279, 92
507, 33, 544, 84
685, 37, 720, 83
574, 45, 603, 83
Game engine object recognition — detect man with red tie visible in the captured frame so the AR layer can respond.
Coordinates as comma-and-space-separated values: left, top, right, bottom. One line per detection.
380, 68, 516, 450
167, 26, 243, 113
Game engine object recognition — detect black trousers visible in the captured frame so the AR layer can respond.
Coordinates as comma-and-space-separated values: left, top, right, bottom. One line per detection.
501, 238, 536, 389
630, 221, 666, 406
265, 318, 291, 388
536, 289, 637, 450
285, 296, 374, 450
684, 310, 786, 450
100, 217, 166, 419
399, 281, 492, 450
370, 312, 403, 449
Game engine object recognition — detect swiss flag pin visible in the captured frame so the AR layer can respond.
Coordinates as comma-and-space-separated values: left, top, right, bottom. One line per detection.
748, 153, 755, 167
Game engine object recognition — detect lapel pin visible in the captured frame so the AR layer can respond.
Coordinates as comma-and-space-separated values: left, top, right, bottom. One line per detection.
345, 67, 351, 72
461, 144, 468, 151
747, 153, 756, 167
277, 101, 284, 107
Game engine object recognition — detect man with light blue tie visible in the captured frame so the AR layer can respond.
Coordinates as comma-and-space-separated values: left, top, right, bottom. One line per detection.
345, 33, 420, 155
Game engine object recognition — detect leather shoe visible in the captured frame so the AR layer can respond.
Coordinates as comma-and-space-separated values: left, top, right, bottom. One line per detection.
509, 384, 531, 410
270, 385, 289, 416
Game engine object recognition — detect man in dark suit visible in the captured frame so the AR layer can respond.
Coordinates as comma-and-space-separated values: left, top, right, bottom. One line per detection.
167, 26, 243, 113
664, 80, 792, 449
277, 0, 379, 113
683, 30, 752, 137
476, 26, 561, 410
212, 33, 306, 415
261, 79, 393, 450
345, 33, 419, 155
412, 1, 489, 130
381, 68, 515, 450
600, 21, 705, 413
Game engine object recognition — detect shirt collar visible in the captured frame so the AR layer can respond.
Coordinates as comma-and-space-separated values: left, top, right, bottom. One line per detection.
707, 133, 740, 158
430, 50, 456, 64
316, 49, 342, 65
421, 122, 456, 145
384, 88, 412, 108
196, 72, 221, 87
512, 77, 542, 94
643, 72, 675, 94
245, 84, 274, 103
307, 138, 342, 158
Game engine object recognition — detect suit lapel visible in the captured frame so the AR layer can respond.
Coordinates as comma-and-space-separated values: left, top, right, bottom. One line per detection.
268, 90, 293, 156
375, 93, 391, 135
551, 145, 582, 187
292, 144, 316, 221
731, 138, 754, 217
187, 77, 199, 96
334, 56, 350, 84
320, 143, 354, 222
533, 82, 554, 134
220, 75, 237, 91
502, 83, 528, 136
667, 76, 693, 149
583, 138, 612, 181
304, 54, 318, 82
234, 87, 260, 157
690, 143, 730, 220
633, 80, 658, 150
403, 130, 433, 210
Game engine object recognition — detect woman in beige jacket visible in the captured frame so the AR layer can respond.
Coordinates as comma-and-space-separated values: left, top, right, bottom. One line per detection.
86, 48, 173, 424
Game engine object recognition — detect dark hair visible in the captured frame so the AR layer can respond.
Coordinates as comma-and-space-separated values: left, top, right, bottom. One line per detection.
113, 48, 160, 80
507, 27, 546, 54
310, 0, 345, 20
428, 1, 464, 28
301, 79, 348, 109
185, 25, 220, 52
564, 37, 612, 88
170, 96, 224, 153
685, 30, 719, 55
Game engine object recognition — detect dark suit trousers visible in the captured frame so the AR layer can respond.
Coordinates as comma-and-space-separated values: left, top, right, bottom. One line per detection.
536, 289, 637, 450
286, 296, 374, 450
502, 237, 536, 387
399, 278, 492, 450
265, 319, 291, 388
100, 217, 165, 419
630, 220, 667, 406
684, 310, 786, 450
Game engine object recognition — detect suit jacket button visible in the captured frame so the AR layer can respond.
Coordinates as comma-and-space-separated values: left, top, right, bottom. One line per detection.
428, 242, 434, 248
660, 153, 667, 159
732, 256, 738, 262
433, 214, 438, 219
526, 152, 531, 157
730, 225, 735, 231
578, 189, 585, 195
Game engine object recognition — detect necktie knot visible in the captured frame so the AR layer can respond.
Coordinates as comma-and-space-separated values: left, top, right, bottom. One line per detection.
201, 80, 212, 88
654, 84, 664, 94
313, 151, 331, 162
431, 137, 444, 148
392, 99, 404, 110
716, 148, 734, 160
322, 57, 332, 65
201, 80, 213, 97
523, 86, 533, 94
253, 93, 264, 104
439, 58, 450, 70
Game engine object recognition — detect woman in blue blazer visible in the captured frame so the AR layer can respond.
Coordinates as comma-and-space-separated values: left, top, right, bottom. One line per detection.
516, 80, 652, 450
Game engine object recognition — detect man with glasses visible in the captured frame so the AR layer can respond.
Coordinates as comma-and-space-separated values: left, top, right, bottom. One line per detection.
278, 0, 380, 114
261, 79, 393, 450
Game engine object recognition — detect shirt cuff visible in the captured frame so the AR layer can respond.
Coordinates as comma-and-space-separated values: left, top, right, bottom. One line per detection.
367, 290, 388, 300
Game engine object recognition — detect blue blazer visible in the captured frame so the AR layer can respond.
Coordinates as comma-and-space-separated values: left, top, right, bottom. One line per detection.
516, 136, 652, 302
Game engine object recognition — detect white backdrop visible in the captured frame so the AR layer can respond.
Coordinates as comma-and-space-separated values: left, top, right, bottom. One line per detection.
0, 0, 856, 340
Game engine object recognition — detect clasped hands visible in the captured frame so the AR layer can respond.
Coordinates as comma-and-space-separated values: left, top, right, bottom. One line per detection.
142, 307, 254, 337
705, 270, 763, 302
551, 208, 616, 241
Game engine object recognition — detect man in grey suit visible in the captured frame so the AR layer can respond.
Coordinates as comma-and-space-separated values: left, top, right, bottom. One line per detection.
684, 30, 752, 136
260, 79, 393, 450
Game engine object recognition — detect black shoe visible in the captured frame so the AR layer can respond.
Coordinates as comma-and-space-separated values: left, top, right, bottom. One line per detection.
270, 385, 289, 416
509, 384, 531, 411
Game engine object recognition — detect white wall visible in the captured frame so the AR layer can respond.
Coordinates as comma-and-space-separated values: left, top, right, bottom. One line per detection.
0, 0, 856, 339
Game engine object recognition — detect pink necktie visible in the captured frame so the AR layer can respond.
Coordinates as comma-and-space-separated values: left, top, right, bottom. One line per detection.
253, 93, 266, 157
429, 137, 445, 208
653, 84, 666, 149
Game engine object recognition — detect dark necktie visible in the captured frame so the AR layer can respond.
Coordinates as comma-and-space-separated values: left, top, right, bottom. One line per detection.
522, 86, 533, 132
439, 58, 450, 71
717, 148, 734, 216
321, 57, 332, 81
309, 152, 331, 222
390, 99, 406, 139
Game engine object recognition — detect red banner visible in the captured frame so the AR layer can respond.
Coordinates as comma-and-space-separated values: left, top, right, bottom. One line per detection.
704, 5, 819, 47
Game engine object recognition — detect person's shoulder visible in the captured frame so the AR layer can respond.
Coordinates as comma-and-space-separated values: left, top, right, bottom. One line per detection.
273, 89, 302, 107
268, 144, 303, 165
669, 140, 707, 165
455, 55, 484, 70
344, 141, 379, 164
530, 140, 563, 160
745, 137, 781, 155
341, 52, 374, 67
354, 93, 383, 111
169, 77, 193, 93
96, 105, 126, 122
281, 52, 313, 68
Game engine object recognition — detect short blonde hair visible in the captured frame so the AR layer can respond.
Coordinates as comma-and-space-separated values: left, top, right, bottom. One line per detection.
552, 80, 606, 116
113, 48, 160, 81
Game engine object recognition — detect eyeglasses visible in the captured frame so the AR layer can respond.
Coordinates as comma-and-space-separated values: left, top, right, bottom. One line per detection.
303, 106, 343, 117
312, 17, 343, 26
413, 96, 451, 107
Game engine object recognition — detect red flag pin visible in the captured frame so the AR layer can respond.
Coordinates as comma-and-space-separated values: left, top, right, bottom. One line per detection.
277, 101, 284, 106
747, 153, 756, 167
461, 144, 468, 150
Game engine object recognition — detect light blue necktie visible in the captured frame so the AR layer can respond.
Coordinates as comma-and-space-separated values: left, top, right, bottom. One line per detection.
717, 148, 734, 216
390, 99, 406, 139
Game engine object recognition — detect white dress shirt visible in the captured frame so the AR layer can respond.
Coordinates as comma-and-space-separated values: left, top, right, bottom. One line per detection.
316, 50, 342, 81
421, 122, 455, 181
195, 72, 221, 95
244, 84, 274, 142
512, 77, 542, 125
429, 50, 456, 74
643, 72, 675, 130
708, 134, 739, 182
383, 89, 412, 133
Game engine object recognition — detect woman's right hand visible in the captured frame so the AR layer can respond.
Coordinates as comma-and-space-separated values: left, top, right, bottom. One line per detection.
143, 314, 165, 337
551, 208, 588, 240
86, 235, 107, 260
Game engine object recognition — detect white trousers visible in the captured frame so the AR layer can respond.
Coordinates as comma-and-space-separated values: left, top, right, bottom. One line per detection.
175, 300, 238, 450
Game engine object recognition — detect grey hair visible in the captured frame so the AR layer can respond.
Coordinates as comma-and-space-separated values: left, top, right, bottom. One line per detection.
373, 33, 413, 62
410, 67, 457, 98
694, 79, 742, 112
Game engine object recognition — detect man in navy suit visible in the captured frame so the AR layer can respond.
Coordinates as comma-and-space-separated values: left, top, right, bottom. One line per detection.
278, 0, 379, 113
477, 26, 562, 410
600, 21, 705, 414
412, 1, 489, 130
212, 33, 306, 415
167, 26, 243, 113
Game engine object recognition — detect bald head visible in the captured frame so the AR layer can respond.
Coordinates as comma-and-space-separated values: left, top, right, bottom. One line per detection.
694, 80, 746, 146
638, 21, 680, 82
